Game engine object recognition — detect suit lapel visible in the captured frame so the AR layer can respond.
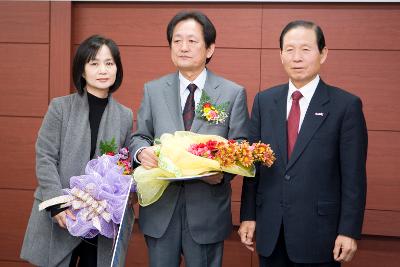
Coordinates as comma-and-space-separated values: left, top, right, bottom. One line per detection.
163, 72, 185, 130
191, 70, 221, 133
272, 84, 289, 166
286, 80, 330, 170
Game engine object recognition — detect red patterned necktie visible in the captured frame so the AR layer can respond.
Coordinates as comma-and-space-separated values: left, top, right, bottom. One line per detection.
183, 83, 197, 131
287, 90, 303, 159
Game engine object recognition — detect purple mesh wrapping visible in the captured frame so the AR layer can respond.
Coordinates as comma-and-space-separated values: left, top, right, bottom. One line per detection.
64, 154, 133, 239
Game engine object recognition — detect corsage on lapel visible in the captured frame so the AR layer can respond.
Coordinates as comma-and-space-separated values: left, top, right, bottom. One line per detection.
196, 91, 229, 124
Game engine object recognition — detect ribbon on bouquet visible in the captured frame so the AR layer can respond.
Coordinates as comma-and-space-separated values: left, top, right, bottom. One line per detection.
39, 185, 112, 232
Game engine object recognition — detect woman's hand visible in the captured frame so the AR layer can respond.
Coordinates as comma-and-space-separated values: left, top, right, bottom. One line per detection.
54, 209, 76, 229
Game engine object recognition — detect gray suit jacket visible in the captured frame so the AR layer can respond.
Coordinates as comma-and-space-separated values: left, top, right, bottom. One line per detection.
132, 70, 249, 244
20, 92, 134, 267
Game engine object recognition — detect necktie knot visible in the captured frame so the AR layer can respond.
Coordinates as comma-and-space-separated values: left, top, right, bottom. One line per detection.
291, 91, 303, 101
187, 83, 197, 94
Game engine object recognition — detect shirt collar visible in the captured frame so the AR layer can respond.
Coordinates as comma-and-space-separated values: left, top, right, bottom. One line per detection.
179, 68, 207, 94
288, 75, 320, 103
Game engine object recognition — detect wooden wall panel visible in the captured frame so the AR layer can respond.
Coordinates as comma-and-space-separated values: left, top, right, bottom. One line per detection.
113, 46, 175, 113
0, 1, 50, 265
366, 131, 400, 212
363, 210, 400, 237
72, 3, 262, 48
0, 261, 33, 267
0, 44, 49, 117
0, 2, 49, 44
0, 117, 41, 190
262, 4, 400, 50
126, 224, 149, 266
252, 252, 259, 267
343, 236, 400, 267
208, 48, 261, 111
367, 183, 400, 212
222, 230, 253, 267
260, 49, 400, 131
322, 50, 400, 131
232, 201, 241, 226
0, 190, 34, 262
49, 2, 72, 100
231, 176, 243, 202
259, 48, 288, 89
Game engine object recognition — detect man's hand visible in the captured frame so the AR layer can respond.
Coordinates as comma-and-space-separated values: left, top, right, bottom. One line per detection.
138, 146, 158, 169
238, 221, 256, 251
54, 209, 76, 229
201, 172, 224, 185
333, 235, 358, 262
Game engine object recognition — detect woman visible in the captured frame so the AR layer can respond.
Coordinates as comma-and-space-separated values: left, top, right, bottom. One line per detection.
20, 35, 134, 267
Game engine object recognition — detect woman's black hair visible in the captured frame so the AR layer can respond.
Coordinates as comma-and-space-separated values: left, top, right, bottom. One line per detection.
72, 35, 123, 94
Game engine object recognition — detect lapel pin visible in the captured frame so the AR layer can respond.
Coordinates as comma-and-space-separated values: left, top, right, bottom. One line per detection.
315, 112, 324, 116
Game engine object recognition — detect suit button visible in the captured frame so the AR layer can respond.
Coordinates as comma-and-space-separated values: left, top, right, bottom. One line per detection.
284, 175, 291, 180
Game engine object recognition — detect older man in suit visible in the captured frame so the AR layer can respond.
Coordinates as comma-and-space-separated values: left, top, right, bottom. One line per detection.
239, 20, 368, 267
132, 11, 249, 267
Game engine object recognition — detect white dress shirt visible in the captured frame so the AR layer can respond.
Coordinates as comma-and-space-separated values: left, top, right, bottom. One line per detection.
179, 68, 207, 111
286, 75, 320, 132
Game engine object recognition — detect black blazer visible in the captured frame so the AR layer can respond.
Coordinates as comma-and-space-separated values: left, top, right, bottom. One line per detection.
240, 80, 368, 263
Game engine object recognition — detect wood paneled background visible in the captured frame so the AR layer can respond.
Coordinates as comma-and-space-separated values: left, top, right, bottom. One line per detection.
0, 2, 399, 266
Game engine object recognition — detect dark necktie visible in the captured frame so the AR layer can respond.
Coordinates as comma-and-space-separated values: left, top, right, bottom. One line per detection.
287, 90, 303, 159
183, 83, 197, 131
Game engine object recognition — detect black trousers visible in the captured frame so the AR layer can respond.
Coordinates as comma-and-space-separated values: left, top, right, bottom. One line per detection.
259, 226, 340, 267
69, 236, 98, 267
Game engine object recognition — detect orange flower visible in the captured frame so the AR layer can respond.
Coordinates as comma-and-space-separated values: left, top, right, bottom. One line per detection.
236, 141, 254, 167
262, 145, 276, 167
187, 139, 275, 169
252, 142, 276, 167
215, 141, 237, 167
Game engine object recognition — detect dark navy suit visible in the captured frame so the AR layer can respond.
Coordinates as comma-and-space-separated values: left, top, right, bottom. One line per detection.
240, 80, 367, 263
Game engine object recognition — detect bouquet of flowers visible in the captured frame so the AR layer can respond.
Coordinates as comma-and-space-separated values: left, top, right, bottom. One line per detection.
39, 138, 135, 239
133, 131, 275, 207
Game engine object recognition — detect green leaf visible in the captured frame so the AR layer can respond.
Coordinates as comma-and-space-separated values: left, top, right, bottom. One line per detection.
99, 137, 118, 155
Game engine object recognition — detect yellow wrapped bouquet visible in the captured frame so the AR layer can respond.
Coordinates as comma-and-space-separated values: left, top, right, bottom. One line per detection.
133, 131, 275, 206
